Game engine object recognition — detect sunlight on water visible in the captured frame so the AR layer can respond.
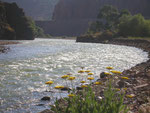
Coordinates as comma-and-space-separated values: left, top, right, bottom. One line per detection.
0, 39, 148, 112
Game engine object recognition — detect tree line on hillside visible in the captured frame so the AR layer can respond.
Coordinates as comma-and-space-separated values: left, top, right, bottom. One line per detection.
88, 5, 150, 39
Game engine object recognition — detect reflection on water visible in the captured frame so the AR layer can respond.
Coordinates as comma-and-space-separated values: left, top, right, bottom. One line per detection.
0, 39, 148, 112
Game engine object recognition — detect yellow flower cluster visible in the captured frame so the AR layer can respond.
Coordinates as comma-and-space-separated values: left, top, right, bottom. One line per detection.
115, 88, 120, 91
106, 67, 114, 70
126, 94, 135, 98
45, 81, 54, 85
88, 73, 94, 75
110, 70, 122, 74
68, 77, 76, 80
55, 86, 64, 89
94, 82, 102, 85
85, 70, 91, 73
104, 72, 112, 75
78, 70, 85, 73
68, 94, 75, 97
121, 77, 129, 80
61, 75, 69, 79
81, 85, 88, 88
80, 81, 86, 83
44, 66, 133, 102
87, 77, 94, 80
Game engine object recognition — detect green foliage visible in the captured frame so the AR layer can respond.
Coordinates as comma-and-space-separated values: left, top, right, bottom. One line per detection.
97, 5, 119, 30
119, 9, 131, 17
88, 5, 150, 38
27, 17, 45, 37
88, 21, 104, 34
88, 5, 130, 34
118, 14, 150, 37
52, 83, 128, 113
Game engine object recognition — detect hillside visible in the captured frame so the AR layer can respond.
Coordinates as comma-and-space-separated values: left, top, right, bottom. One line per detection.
0, 1, 35, 40
53, 0, 150, 20
2, 0, 59, 20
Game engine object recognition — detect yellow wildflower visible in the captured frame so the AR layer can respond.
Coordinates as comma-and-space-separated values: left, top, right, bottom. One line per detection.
110, 70, 122, 74
115, 88, 120, 91
80, 81, 86, 83
54, 86, 64, 89
87, 77, 94, 80
121, 77, 129, 80
106, 67, 114, 69
68, 94, 75, 97
68, 77, 76, 80
104, 72, 112, 75
126, 94, 135, 98
78, 70, 85, 73
88, 73, 94, 75
123, 88, 127, 91
81, 85, 88, 88
94, 82, 102, 85
85, 70, 91, 73
45, 81, 54, 85
61, 75, 69, 79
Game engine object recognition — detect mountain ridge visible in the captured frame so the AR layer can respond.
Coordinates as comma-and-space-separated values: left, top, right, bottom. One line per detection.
2, 0, 59, 20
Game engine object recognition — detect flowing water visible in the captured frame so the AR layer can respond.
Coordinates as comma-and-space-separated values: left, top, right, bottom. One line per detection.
0, 39, 148, 113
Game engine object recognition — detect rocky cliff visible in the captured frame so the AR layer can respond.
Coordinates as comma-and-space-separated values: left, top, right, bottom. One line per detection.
0, 1, 35, 40
53, 0, 150, 20
37, 0, 150, 36
2, 0, 59, 20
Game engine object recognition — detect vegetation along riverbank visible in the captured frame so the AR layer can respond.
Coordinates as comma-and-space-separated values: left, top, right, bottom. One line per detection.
75, 5, 150, 113
40, 38, 150, 113
40, 5, 150, 113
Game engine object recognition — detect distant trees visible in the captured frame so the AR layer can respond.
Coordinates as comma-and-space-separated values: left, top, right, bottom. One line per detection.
27, 17, 45, 37
88, 5, 150, 38
118, 14, 150, 37
97, 5, 119, 30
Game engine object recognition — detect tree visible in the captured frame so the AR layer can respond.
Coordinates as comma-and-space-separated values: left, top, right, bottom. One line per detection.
118, 14, 150, 37
97, 5, 119, 30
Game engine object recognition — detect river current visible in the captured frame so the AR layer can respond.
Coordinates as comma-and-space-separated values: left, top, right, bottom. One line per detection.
0, 39, 148, 113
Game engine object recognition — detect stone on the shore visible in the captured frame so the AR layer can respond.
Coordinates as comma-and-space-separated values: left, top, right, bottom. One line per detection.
117, 80, 131, 88
100, 72, 107, 79
139, 103, 150, 113
41, 96, 50, 101
117, 80, 125, 88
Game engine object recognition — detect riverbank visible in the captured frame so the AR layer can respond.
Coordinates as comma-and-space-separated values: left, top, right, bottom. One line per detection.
0, 41, 19, 53
80, 38, 150, 112
41, 38, 150, 113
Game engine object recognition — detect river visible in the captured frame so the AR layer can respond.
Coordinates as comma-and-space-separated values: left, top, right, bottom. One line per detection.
0, 38, 148, 113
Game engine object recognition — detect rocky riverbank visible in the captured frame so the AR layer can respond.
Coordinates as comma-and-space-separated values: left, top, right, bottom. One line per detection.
81, 38, 150, 113
0, 41, 19, 53
40, 38, 150, 113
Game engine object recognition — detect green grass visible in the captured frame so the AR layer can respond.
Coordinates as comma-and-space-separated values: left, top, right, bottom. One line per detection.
51, 81, 128, 113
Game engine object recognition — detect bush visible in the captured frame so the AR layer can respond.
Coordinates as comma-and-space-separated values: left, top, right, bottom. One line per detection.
52, 82, 128, 113
118, 14, 150, 37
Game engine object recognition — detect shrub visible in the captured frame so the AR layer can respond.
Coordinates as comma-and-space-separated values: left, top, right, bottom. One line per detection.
118, 14, 150, 37
51, 82, 128, 113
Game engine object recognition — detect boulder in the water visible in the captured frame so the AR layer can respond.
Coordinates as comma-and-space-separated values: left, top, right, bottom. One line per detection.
41, 96, 50, 101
